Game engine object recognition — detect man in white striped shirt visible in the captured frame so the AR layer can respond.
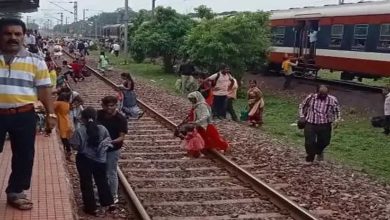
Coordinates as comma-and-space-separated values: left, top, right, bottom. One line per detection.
0, 18, 56, 210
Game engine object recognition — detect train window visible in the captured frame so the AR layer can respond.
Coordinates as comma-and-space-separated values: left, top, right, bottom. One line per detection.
352, 24, 369, 49
272, 26, 285, 46
378, 24, 390, 49
330, 25, 344, 47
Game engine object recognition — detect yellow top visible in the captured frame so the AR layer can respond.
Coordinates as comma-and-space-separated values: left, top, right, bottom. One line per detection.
282, 60, 293, 76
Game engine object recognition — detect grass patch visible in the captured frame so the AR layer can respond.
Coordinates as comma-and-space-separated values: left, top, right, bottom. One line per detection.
90, 51, 390, 182
91, 50, 177, 91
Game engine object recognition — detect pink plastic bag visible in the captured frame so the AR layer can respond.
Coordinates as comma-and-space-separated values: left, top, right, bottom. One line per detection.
183, 130, 205, 152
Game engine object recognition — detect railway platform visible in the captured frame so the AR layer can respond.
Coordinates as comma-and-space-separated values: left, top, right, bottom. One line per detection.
0, 133, 75, 220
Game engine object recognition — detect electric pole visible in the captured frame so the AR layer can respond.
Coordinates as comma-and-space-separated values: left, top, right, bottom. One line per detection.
152, 0, 156, 17
339, 0, 344, 4
66, 16, 69, 34
124, 0, 129, 63
82, 9, 88, 37
26, 16, 30, 29
58, 12, 63, 33
74, 1, 78, 22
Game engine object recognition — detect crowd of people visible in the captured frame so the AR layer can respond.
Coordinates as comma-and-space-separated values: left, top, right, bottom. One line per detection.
0, 16, 389, 216
0, 18, 146, 215
175, 60, 345, 162
175, 63, 268, 158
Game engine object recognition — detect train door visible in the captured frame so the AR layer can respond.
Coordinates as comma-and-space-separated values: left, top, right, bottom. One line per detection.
293, 20, 319, 59
293, 20, 306, 57
308, 20, 319, 58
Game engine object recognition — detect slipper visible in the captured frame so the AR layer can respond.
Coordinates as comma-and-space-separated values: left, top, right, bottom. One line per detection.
137, 111, 145, 120
7, 198, 33, 210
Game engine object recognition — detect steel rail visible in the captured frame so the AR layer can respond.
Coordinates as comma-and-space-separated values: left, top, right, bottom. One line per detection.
294, 75, 384, 93
62, 50, 318, 220
61, 51, 151, 220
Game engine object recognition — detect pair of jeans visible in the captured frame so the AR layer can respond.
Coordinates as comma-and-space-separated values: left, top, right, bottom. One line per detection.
226, 98, 238, 121
0, 110, 36, 194
76, 154, 113, 213
304, 123, 332, 162
106, 150, 120, 199
212, 95, 227, 119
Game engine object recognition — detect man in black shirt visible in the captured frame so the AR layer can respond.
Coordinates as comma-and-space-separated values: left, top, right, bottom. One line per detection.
97, 96, 128, 203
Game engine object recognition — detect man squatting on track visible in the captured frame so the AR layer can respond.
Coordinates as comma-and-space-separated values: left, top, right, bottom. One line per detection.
0, 18, 56, 210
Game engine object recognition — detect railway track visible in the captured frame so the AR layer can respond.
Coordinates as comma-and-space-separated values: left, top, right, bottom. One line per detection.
294, 76, 384, 93
61, 51, 318, 220
264, 70, 385, 93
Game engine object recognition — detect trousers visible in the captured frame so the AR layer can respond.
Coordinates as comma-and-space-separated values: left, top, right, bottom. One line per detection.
212, 95, 227, 118
283, 74, 293, 89
384, 115, 390, 134
226, 98, 238, 121
76, 154, 113, 212
106, 150, 120, 199
304, 123, 332, 162
0, 110, 36, 194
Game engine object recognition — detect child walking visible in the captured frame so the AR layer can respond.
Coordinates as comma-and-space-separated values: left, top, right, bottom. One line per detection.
69, 107, 114, 216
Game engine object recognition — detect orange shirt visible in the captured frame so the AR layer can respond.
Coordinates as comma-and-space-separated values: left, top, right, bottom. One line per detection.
54, 101, 72, 139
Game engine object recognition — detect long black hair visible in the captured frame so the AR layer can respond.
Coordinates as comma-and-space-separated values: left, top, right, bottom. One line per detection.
57, 92, 71, 102
121, 72, 134, 90
81, 107, 100, 148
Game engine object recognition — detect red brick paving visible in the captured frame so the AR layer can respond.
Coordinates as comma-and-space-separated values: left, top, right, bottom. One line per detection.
0, 133, 75, 220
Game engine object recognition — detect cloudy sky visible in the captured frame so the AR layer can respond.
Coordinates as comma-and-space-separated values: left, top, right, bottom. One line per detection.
24, 0, 379, 25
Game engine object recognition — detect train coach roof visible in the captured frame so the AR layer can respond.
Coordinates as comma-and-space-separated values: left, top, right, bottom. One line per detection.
270, 1, 390, 20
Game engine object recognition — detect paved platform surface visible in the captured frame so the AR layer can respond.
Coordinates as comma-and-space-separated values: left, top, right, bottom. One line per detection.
0, 133, 75, 220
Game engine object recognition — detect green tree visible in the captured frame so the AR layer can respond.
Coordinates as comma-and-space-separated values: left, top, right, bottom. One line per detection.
182, 12, 271, 79
130, 7, 194, 72
194, 5, 215, 20
128, 9, 152, 41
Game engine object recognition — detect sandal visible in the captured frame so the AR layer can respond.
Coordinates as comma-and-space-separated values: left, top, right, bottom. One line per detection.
137, 111, 145, 119
7, 198, 33, 210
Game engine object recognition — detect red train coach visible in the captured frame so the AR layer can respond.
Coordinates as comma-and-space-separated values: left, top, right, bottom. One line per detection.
268, 1, 390, 80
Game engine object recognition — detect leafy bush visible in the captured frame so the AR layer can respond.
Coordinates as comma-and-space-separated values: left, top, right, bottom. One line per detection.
182, 12, 271, 81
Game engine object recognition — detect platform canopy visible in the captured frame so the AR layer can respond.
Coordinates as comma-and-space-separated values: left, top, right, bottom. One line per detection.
0, 0, 39, 14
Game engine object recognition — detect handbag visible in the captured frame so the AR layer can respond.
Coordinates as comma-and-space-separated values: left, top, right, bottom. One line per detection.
240, 109, 249, 121
371, 116, 385, 128
297, 94, 315, 129
297, 118, 306, 129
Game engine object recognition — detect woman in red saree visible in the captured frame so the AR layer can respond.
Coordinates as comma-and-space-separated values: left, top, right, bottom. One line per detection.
186, 91, 229, 152
247, 80, 264, 127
